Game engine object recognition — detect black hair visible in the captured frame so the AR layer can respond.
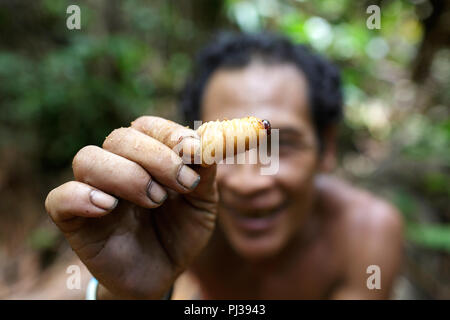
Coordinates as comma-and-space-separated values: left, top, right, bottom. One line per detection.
179, 32, 343, 148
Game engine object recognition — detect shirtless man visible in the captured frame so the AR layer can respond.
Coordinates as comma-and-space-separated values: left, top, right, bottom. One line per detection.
44, 33, 403, 299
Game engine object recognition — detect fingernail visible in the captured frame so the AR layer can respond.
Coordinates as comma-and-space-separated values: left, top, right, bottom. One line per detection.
89, 190, 118, 211
177, 165, 201, 190
147, 180, 168, 204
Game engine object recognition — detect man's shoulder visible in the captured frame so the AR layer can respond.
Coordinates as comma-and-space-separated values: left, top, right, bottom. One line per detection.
316, 174, 404, 264
316, 175, 404, 298
317, 174, 403, 238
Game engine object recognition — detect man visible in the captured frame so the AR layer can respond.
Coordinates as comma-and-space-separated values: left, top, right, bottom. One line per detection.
44, 33, 403, 299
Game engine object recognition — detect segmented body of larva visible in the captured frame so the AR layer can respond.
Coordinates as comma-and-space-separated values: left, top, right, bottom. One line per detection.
196, 116, 271, 166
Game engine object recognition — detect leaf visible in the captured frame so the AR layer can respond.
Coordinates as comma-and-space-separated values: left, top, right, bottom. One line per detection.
407, 224, 450, 253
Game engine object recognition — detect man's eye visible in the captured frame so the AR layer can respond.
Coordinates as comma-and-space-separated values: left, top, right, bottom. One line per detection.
265, 139, 308, 156
279, 139, 300, 149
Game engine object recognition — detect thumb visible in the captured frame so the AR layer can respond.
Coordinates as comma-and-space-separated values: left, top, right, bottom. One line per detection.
186, 164, 218, 205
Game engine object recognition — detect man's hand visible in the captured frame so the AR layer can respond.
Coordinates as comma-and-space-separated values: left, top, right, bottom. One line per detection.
45, 116, 218, 299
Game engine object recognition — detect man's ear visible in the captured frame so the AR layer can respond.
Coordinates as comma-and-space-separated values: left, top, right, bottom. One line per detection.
318, 125, 338, 173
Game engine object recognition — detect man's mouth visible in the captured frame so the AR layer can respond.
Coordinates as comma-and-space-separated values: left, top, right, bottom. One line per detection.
238, 205, 285, 218
220, 201, 289, 232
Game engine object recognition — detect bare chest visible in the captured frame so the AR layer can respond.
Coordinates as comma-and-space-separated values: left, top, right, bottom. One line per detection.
195, 238, 343, 299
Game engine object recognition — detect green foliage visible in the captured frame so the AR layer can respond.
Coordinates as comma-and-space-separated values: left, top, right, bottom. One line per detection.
0, 0, 196, 171
27, 227, 60, 251
1, 35, 155, 170
0, 0, 448, 255
407, 224, 450, 253
401, 117, 450, 166
390, 188, 419, 221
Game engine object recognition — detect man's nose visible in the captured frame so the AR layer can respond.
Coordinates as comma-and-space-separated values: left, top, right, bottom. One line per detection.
225, 164, 274, 197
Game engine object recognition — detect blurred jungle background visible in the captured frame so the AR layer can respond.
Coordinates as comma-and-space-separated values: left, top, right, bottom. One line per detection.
0, 0, 448, 299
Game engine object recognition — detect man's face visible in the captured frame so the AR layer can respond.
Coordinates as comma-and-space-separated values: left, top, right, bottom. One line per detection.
202, 62, 321, 260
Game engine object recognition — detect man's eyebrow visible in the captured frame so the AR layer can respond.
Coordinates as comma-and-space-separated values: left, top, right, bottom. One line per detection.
278, 127, 305, 137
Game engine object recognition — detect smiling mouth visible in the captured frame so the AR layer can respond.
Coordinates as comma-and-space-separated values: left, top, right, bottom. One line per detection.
221, 200, 289, 220
220, 200, 289, 232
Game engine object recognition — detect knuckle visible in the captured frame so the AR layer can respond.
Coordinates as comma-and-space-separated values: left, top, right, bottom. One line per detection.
44, 189, 54, 214
63, 180, 82, 191
73, 145, 97, 165
61, 181, 81, 201
45, 181, 78, 216
102, 127, 133, 149
131, 115, 155, 127
131, 163, 150, 183
72, 145, 100, 179
60, 182, 88, 209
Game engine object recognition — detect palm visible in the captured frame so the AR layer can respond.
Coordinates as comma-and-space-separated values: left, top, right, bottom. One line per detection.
65, 191, 216, 299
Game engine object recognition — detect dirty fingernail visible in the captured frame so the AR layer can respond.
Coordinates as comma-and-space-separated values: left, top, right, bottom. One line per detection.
177, 165, 201, 190
147, 180, 168, 204
90, 190, 118, 211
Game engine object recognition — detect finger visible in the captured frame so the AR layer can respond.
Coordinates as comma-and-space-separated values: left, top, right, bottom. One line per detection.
102, 127, 200, 193
131, 117, 218, 205
45, 181, 118, 224
132, 116, 270, 167
131, 116, 201, 164
72, 145, 168, 208
186, 165, 218, 205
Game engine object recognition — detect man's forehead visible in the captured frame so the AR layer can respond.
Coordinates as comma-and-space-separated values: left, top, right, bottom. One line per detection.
204, 62, 307, 102
202, 62, 311, 126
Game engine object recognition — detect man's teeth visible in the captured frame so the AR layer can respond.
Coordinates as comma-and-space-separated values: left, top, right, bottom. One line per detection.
242, 208, 277, 218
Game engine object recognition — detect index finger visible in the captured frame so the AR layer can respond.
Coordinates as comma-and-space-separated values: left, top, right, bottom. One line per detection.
131, 116, 217, 204
131, 116, 201, 164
